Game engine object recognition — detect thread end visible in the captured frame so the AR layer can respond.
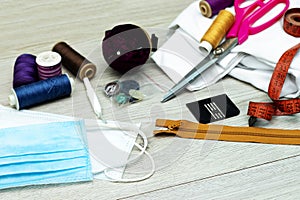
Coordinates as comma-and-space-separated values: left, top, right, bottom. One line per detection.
8, 89, 19, 110
199, 41, 213, 55
8, 94, 16, 107
69, 76, 75, 94
199, 1, 212, 18
79, 63, 97, 80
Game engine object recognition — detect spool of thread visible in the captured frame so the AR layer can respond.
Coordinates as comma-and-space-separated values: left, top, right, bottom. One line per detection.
36, 51, 62, 80
52, 42, 97, 80
283, 8, 300, 37
199, 10, 235, 54
102, 24, 152, 74
13, 54, 39, 88
199, 0, 234, 18
8, 74, 74, 110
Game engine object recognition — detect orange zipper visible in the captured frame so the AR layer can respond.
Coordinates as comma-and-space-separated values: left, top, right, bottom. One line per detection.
154, 119, 300, 145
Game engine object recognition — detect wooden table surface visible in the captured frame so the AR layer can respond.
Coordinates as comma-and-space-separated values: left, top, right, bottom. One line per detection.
1, 1, 300, 199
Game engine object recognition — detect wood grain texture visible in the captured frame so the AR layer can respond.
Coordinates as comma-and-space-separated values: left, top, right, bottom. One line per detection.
1, 0, 300, 199
122, 154, 300, 200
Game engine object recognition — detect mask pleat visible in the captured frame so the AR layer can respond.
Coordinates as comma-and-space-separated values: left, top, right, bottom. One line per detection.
0, 149, 85, 165
0, 120, 92, 189
0, 121, 86, 157
0, 166, 92, 189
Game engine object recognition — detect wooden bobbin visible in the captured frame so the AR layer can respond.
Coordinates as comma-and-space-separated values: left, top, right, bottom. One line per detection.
199, 0, 212, 18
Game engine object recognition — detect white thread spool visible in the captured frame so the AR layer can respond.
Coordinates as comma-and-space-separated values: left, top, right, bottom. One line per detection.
36, 51, 62, 80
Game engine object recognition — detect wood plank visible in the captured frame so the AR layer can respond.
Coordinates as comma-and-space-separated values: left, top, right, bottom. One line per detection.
1, 0, 300, 199
121, 153, 300, 199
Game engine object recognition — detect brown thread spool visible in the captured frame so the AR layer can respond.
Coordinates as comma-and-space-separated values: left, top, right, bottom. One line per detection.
52, 42, 96, 80
199, 10, 235, 54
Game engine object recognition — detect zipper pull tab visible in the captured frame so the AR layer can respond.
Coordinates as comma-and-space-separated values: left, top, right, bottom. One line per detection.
167, 121, 181, 130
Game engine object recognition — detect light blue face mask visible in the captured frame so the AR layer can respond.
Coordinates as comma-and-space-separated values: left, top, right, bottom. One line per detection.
0, 120, 92, 190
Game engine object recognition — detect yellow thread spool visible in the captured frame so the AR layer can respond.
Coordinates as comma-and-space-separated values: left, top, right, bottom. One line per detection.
199, 10, 235, 54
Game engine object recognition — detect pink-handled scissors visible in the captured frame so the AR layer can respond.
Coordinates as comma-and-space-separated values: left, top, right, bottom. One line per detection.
162, 0, 290, 103
228, 0, 290, 44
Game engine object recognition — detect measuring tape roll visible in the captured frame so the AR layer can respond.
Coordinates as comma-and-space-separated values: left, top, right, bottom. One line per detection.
248, 43, 300, 126
283, 8, 300, 37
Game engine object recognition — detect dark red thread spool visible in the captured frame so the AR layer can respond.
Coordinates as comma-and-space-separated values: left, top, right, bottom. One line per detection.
102, 24, 153, 74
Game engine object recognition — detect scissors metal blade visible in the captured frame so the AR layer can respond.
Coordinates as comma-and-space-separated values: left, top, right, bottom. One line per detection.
161, 54, 217, 103
161, 38, 238, 103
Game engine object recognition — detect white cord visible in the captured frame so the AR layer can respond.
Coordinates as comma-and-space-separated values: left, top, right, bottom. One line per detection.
103, 142, 155, 183
95, 120, 155, 182
95, 121, 148, 166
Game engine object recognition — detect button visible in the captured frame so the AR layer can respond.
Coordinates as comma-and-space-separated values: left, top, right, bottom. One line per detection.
104, 81, 120, 97
115, 93, 130, 104
119, 80, 140, 95
129, 89, 144, 103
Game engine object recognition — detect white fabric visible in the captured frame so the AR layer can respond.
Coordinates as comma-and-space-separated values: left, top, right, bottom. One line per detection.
152, 28, 245, 91
152, 0, 300, 97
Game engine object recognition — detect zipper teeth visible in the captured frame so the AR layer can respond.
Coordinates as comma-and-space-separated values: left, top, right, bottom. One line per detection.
179, 128, 300, 139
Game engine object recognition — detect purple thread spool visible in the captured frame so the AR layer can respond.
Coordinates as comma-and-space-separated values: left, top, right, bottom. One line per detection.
13, 54, 39, 88
36, 51, 62, 80
199, 0, 234, 18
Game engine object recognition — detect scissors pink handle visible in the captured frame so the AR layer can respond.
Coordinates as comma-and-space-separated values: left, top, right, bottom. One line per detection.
227, 0, 290, 44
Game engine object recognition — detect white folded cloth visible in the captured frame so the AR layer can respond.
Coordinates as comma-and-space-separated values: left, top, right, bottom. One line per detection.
152, 0, 300, 98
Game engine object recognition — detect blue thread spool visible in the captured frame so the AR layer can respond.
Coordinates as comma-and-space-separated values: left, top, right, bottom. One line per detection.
8, 74, 74, 110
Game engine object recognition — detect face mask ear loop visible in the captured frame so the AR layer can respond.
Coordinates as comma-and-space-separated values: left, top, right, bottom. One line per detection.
95, 121, 149, 166
103, 142, 155, 183
91, 121, 150, 179
99, 123, 155, 182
